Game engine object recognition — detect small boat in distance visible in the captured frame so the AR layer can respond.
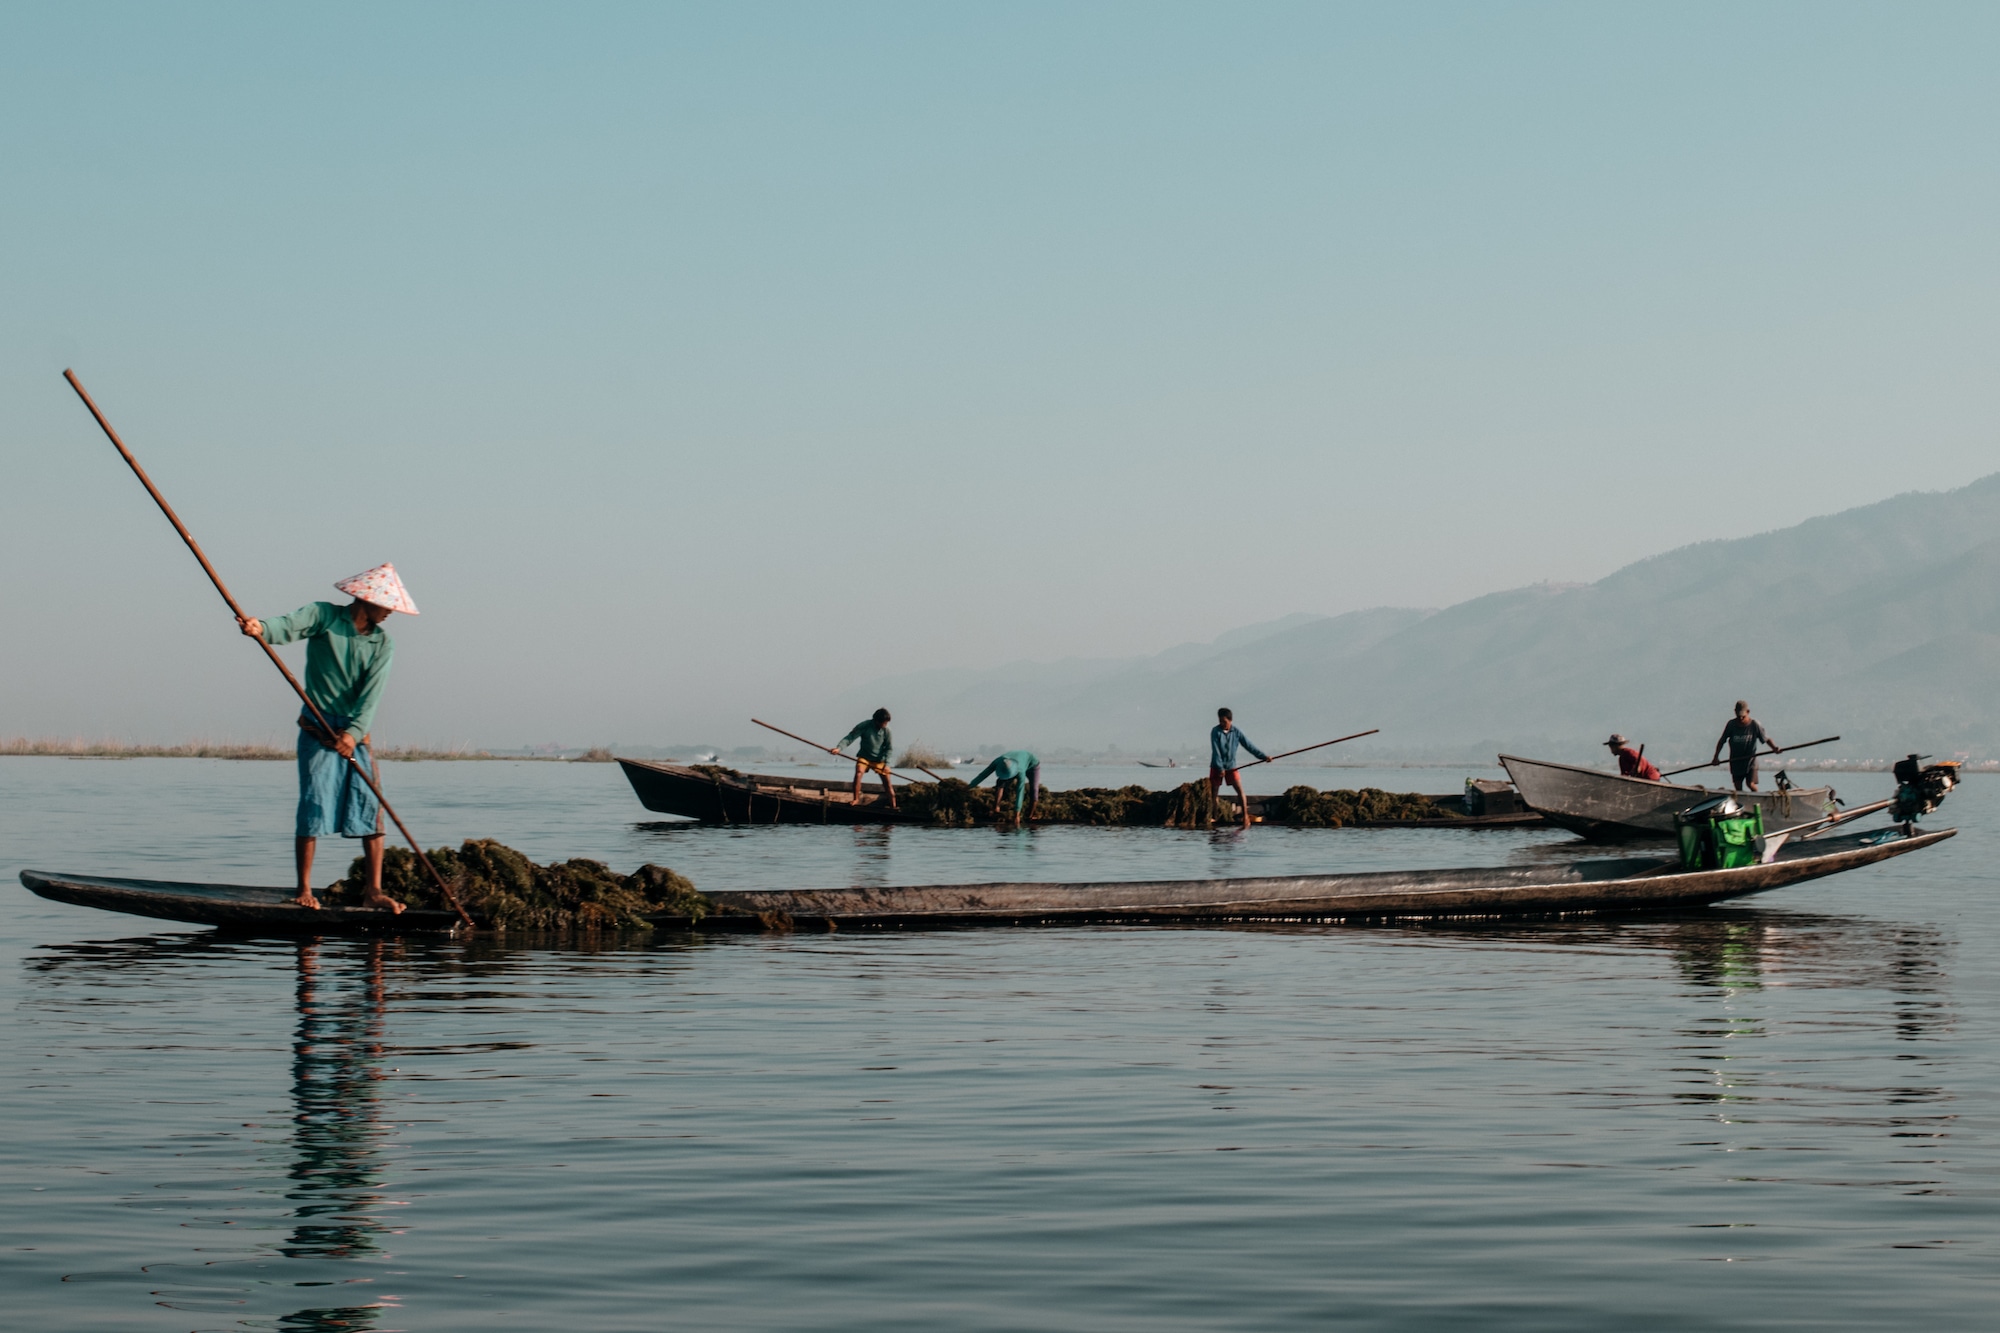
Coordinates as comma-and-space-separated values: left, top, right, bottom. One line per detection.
1499, 754, 1837, 840
20, 825, 1954, 934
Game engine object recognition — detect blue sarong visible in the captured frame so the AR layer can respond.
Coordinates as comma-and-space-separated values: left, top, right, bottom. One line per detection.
295, 713, 382, 839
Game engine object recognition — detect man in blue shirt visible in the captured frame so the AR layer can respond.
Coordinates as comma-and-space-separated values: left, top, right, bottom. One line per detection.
967, 750, 1041, 826
1209, 708, 1270, 830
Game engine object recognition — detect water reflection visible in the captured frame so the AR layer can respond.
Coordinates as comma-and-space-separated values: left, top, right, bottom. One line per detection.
849, 825, 892, 888
278, 940, 396, 1330
1655, 915, 1958, 1150
22, 935, 409, 1328
17, 901, 1971, 1324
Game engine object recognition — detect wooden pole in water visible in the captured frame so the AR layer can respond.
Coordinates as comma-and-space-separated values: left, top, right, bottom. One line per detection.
750, 718, 944, 782
62, 370, 474, 930
1658, 735, 1841, 779
1235, 729, 1381, 769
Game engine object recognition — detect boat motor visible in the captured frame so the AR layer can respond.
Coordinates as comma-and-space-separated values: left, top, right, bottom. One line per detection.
1890, 754, 1960, 826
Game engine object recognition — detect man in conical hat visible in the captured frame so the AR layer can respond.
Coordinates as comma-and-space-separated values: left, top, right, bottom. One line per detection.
238, 564, 419, 912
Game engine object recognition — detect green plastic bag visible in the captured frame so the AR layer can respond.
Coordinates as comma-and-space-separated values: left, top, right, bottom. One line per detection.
1678, 808, 1765, 869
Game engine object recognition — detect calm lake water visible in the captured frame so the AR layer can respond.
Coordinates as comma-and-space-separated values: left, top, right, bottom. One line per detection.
2, 757, 1995, 1330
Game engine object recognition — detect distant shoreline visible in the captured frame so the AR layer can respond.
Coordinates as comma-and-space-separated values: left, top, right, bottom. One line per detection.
0, 740, 616, 763
0, 740, 1985, 774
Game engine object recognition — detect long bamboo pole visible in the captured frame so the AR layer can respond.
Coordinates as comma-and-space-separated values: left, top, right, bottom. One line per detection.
1658, 735, 1841, 779
1235, 728, 1380, 769
1789, 796, 1895, 841
750, 718, 944, 782
62, 370, 474, 930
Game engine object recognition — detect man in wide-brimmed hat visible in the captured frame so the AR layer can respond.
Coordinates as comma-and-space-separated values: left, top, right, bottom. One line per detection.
238, 563, 418, 912
1603, 733, 1662, 781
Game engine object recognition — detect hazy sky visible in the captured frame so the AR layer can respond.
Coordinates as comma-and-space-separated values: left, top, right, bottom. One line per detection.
3, 3, 1996, 748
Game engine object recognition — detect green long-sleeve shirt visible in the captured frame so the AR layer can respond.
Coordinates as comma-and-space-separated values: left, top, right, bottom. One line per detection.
839, 719, 893, 763
968, 751, 1040, 813
259, 602, 395, 740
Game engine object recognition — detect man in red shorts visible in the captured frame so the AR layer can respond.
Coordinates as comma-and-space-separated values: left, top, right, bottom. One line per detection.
1208, 708, 1270, 830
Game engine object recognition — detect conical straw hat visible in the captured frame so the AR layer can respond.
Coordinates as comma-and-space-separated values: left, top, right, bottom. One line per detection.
334, 563, 420, 615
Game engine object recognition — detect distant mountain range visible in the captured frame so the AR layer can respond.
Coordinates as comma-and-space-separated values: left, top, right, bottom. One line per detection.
829, 473, 2000, 766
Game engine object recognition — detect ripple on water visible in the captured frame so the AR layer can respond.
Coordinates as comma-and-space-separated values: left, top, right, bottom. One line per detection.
2, 760, 1996, 1330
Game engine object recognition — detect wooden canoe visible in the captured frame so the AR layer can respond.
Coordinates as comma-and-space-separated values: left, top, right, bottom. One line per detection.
19, 825, 1951, 934
1499, 754, 1838, 840
616, 758, 1547, 829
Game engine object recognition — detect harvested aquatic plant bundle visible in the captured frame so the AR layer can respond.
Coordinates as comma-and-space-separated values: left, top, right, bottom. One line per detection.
896, 777, 996, 826
904, 780, 1194, 826
1270, 786, 1449, 827
898, 778, 1442, 828
1161, 780, 1226, 829
329, 838, 707, 929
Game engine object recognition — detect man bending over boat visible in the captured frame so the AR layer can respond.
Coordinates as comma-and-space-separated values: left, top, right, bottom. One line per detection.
1210, 708, 1269, 830
237, 564, 417, 913
1711, 701, 1778, 793
835, 708, 898, 811
1603, 734, 1662, 781
968, 750, 1041, 826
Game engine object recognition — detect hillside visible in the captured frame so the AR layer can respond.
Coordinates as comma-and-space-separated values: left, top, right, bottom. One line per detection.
828, 474, 2000, 765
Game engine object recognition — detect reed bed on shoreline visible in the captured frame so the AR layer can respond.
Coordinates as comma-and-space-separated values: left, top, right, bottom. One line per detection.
0, 737, 537, 762
895, 742, 955, 769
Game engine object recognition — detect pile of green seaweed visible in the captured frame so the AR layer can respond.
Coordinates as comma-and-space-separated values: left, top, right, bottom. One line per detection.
330, 839, 708, 931
894, 779, 1449, 828
1267, 786, 1448, 827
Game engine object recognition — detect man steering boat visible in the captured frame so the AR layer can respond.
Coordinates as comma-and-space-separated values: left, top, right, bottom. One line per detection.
1711, 700, 1778, 793
237, 563, 418, 913
834, 708, 898, 811
1603, 734, 1662, 781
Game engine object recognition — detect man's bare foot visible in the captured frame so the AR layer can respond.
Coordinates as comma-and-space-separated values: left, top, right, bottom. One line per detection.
294, 892, 322, 910
361, 894, 406, 915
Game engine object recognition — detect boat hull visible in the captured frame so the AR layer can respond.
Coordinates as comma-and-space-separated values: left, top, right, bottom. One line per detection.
21, 827, 1951, 934
18, 871, 463, 933
617, 758, 1547, 829
619, 759, 923, 824
1499, 754, 1837, 840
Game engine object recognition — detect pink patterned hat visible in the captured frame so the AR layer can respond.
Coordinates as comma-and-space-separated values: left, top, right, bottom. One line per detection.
334, 563, 420, 615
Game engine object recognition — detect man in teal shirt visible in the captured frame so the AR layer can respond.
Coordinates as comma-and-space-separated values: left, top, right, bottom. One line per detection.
238, 563, 417, 913
835, 709, 897, 811
968, 750, 1041, 825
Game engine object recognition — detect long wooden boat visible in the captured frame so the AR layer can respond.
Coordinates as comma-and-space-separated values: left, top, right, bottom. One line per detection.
620, 759, 923, 824
19, 825, 1950, 934
616, 758, 1547, 829
1498, 754, 1838, 840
